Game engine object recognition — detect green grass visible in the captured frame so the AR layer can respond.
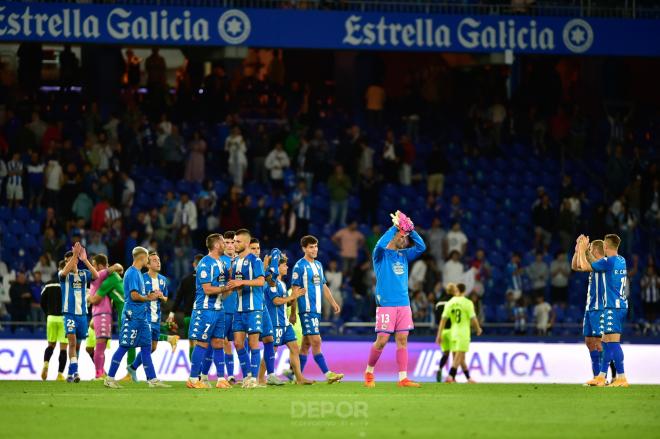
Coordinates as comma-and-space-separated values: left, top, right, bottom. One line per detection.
1, 381, 659, 438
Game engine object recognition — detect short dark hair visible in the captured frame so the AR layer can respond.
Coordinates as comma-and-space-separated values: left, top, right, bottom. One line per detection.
236, 228, 251, 238
58, 260, 66, 269
457, 283, 467, 294
279, 254, 288, 265
206, 233, 223, 251
92, 254, 108, 266
64, 251, 74, 259
148, 251, 159, 259
250, 238, 260, 245
223, 231, 236, 240
604, 234, 621, 249
300, 235, 318, 248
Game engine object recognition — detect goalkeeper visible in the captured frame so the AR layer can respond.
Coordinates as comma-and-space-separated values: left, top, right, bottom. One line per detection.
363, 211, 426, 388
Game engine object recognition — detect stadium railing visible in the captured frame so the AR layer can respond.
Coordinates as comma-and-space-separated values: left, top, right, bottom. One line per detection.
4, 0, 658, 19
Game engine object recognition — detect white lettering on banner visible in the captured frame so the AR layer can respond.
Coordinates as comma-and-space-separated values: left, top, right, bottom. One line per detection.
107, 8, 209, 42
0, 6, 99, 38
343, 15, 557, 51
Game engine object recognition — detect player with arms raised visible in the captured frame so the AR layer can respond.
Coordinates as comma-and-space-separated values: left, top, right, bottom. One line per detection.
436, 282, 482, 383
59, 242, 99, 382
364, 211, 425, 388
579, 234, 629, 387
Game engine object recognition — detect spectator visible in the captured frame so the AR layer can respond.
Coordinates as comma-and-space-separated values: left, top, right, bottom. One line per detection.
87, 232, 109, 257
225, 126, 248, 188
424, 218, 446, 269
449, 195, 464, 223
184, 130, 206, 183
27, 111, 47, 145
174, 192, 198, 232
557, 199, 577, 252
550, 251, 570, 304
445, 222, 468, 257
251, 124, 271, 184
92, 131, 113, 173
28, 271, 44, 322
533, 295, 554, 336
427, 142, 447, 197
365, 224, 381, 255
640, 265, 659, 332
532, 194, 554, 249
6, 152, 24, 208
365, 82, 385, 130
72, 191, 93, 223
399, 134, 415, 186
513, 297, 527, 335
442, 250, 464, 285
264, 142, 290, 191
9, 271, 31, 322
411, 290, 431, 323
469, 291, 485, 325
409, 257, 427, 292
381, 129, 399, 183
358, 167, 379, 225
32, 254, 57, 283
291, 180, 311, 239
527, 252, 549, 298
323, 260, 343, 322
120, 172, 136, 216
332, 221, 365, 275
173, 225, 193, 280
606, 144, 629, 195
162, 125, 184, 180
25, 151, 44, 209
327, 164, 351, 228
145, 48, 167, 90
42, 227, 63, 258
357, 138, 375, 177
507, 253, 524, 300
470, 249, 491, 297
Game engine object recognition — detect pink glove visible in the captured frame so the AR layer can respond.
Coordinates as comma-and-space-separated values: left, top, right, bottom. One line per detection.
390, 210, 415, 235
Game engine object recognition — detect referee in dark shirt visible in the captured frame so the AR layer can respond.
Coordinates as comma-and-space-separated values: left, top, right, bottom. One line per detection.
39, 260, 68, 381
167, 254, 203, 359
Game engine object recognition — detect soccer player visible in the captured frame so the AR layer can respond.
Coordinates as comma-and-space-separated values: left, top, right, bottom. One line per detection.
187, 234, 233, 389
168, 253, 203, 361
579, 234, 629, 387
59, 242, 99, 382
250, 239, 284, 386
104, 246, 170, 388
292, 235, 344, 384
87, 254, 124, 379
264, 250, 313, 384
125, 251, 179, 380
572, 237, 611, 382
40, 261, 68, 381
433, 283, 457, 382
436, 283, 482, 383
220, 231, 237, 384
364, 211, 425, 388
228, 229, 266, 389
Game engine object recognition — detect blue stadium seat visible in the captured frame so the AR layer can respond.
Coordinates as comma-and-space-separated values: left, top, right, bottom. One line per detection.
14, 207, 30, 222
9, 220, 25, 235
0, 206, 10, 222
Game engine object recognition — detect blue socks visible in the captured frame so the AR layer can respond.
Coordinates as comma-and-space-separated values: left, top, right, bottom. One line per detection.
299, 354, 307, 372
131, 354, 142, 371
189, 344, 206, 379
250, 349, 261, 377
68, 358, 78, 376
201, 345, 214, 375
237, 347, 251, 377
225, 349, 235, 377
609, 342, 625, 374
108, 346, 128, 378
599, 342, 612, 375
264, 342, 275, 375
213, 348, 225, 378
589, 350, 601, 377
313, 353, 329, 374
140, 347, 156, 381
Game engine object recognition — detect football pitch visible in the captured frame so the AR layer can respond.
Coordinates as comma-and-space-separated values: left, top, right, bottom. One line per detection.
2, 381, 659, 438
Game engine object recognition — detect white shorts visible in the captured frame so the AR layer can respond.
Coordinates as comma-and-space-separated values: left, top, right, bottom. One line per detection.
6, 183, 23, 201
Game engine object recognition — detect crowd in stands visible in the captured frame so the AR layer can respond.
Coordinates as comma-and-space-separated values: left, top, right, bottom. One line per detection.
0, 43, 658, 338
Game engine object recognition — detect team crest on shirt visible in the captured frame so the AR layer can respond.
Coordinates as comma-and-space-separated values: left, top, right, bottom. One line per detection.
392, 262, 405, 275
159, 279, 164, 286
292, 272, 299, 280
312, 274, 321, 285
200, 270, 208, 279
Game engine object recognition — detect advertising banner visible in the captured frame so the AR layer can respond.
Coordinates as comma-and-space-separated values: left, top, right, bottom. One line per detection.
1, 339, 659, 383
0, 3, 659, 56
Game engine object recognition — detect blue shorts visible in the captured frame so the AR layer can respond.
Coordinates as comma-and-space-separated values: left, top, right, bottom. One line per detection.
300, 312, 321, 336
64, 313, 88, 340
150, 322, 161, 342
119, 317, 151, 348
233, 310, 263, 334
602, 308, 627, 334
189, 309, 225, 342
224, 313, 234, 341
274, 325, 297, 347
260, 309, 274, 340
582, 310, 604, 337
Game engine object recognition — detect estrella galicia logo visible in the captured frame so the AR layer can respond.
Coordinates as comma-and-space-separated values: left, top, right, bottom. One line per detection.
562, 18, 593, 54
218, 9, 251, 45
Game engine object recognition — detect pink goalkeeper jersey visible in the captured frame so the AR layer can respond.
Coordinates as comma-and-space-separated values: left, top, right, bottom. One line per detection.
90, 269, 111, 316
